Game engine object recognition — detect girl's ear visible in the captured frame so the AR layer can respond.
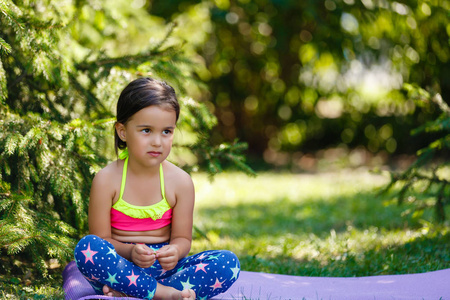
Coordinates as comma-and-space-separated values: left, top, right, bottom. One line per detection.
115, 122, 126, 142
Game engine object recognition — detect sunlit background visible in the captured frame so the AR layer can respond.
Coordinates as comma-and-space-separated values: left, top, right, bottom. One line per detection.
53, 0, 450, 172
143, 0, 448, 171
0, 0, 449, 297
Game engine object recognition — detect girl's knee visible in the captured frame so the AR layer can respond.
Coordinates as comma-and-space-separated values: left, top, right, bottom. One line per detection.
218, 250, 240, 279
77, 234, 99, 244
74, 235, 111, 263
75, 234, 103, 250
222, 250, 240, 266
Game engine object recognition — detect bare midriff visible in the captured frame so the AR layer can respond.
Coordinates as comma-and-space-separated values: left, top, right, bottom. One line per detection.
111, 225, 171, 244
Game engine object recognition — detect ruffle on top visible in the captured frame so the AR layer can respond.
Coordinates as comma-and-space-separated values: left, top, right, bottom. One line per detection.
112, 197, 171, 220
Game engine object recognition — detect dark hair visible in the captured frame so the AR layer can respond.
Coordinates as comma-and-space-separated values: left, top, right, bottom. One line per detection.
114, 77, 180, 154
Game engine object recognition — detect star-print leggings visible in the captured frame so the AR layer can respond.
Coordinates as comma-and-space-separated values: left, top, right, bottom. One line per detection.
74, 235, 240, 299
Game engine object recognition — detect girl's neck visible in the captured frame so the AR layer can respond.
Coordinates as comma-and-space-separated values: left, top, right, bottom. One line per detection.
126, 157, 161, 177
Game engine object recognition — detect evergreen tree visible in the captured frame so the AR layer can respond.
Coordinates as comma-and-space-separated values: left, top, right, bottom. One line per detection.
0, 0, 252, 276
382, 85, 449, 222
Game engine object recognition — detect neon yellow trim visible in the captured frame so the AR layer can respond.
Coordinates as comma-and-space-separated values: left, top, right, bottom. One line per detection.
112, 197, 171, 220
160, 164, 165, 199
118, 156, 128, 202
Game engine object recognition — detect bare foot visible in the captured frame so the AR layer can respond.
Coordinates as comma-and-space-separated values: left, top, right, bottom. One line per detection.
180, 289, 196, 300
154, 282, 196, 300
102, 285, 128, 297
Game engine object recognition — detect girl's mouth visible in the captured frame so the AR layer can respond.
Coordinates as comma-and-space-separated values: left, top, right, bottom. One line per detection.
148, 151, 162, 157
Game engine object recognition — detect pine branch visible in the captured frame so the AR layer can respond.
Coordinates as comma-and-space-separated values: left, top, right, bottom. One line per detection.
0, 59, 6, 102
75, 47, 184, 71
68, 73, 113, 117
381, 85, 450, 222
149, 21, 177, 52
0, 1, 25, 31
0, 190, 77, 276
431, 93, 450, 115
411, 114, 450, 135
0, 36, 11, 54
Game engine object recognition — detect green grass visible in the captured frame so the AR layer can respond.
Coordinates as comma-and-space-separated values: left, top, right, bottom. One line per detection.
1, 168, 449, 298
190, 168, 450, 277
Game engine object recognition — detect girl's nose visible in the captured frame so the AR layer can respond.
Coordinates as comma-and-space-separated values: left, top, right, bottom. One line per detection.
151, 134, 161, 146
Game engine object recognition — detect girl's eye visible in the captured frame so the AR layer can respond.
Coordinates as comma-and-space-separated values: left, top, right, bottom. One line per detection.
163, 129, 172, 135
142, 128, 150, 133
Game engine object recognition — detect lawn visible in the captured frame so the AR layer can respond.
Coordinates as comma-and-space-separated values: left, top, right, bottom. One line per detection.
191, 168, 450, 277
1, 168, 449, 298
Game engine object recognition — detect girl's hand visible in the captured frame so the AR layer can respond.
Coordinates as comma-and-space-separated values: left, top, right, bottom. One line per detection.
131, 244, 156, 268
156, 244, 180, 270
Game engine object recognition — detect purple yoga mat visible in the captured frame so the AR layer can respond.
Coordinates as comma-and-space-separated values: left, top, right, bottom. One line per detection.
63, 261, 450, 299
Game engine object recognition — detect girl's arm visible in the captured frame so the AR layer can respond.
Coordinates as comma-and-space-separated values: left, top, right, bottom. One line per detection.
88, 167, 134, 259
156, 169, 195, 270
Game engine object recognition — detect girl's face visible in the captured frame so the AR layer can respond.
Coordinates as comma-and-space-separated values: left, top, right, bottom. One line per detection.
116, 105, 177, 168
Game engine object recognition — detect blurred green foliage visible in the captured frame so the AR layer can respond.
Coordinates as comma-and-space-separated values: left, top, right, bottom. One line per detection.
152, 0, 449, 222
151, 0, 449, 167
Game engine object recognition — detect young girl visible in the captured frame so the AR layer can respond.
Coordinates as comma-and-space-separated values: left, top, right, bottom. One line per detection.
74, 77, 240, 300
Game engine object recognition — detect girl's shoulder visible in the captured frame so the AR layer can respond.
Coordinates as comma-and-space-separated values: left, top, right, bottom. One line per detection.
89, 160, 124, 204
92, 160, 124, 188
162, 160, 193, 189
162, 161, 194, 205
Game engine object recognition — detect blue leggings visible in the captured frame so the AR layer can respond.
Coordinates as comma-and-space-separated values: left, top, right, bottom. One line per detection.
74, 235, 240, 299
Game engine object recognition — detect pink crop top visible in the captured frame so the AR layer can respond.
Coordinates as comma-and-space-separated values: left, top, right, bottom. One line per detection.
110, 156, 173, 231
